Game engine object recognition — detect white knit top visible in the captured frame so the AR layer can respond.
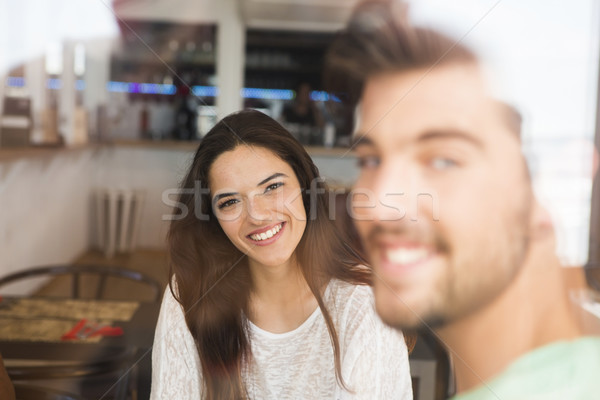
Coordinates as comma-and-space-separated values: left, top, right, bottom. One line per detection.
150, 279, 413, 399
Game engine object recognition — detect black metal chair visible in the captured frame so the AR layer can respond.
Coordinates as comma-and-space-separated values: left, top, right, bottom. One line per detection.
0, 264, 162, 400
0, 264, 162, 302
7, 345, 138, 400
13, 383, 86, 400
409, 331, 453, 400
585, 262, 600, 292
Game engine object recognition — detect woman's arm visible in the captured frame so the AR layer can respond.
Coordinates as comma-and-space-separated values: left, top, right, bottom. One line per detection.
150, 287, 203, 400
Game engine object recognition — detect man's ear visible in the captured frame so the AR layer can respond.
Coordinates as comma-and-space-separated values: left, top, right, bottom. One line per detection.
529, 200, 554, 241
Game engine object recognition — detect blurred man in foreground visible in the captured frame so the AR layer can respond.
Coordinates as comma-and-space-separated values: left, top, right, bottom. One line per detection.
326, 1, 600, 398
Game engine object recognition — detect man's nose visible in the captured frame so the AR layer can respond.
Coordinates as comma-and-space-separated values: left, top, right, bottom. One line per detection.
353, 161, 421, 224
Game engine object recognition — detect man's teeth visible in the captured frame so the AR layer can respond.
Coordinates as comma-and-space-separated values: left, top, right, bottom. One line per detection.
250, 223, 283, 241
387, 247, 430, 265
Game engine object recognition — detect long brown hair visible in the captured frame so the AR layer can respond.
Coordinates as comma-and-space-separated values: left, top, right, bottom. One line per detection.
167, 109, 370, 399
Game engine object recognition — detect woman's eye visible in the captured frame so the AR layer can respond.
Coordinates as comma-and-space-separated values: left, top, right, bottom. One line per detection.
430, 157, 457, 170
217, 198, 239, 209
357, 155, 380, 169
265, 182, 283, 192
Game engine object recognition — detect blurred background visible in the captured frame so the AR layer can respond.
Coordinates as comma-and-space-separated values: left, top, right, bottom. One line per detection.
0, 2, 599, 399
0, 0, 599, 285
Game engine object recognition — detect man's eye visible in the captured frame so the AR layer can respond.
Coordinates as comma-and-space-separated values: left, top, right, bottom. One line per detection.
265, 182, 283, 192
357, 155, 380, 169
430, 157, 457, 170
217, 199, 239, 209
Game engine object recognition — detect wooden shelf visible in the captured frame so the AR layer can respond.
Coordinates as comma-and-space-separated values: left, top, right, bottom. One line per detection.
0, 144, 98, 163
244, 65, 321, 73
0, 140, 355, 163
110, 139, 355, 158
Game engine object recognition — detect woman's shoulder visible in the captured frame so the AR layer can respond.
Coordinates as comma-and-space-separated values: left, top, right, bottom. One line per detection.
157, 280, 187, 324
327, 275, 373, 305
326, 277, 375, 322
326, 278, 407, 358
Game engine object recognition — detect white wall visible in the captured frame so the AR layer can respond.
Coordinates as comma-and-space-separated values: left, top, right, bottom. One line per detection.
0, 146, 191, 294
93, 147, 194, 248
312, 154, 359, 187
0, 149, 97, 294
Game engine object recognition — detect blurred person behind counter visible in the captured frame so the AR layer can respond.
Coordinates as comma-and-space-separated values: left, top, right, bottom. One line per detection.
280, 82, 324, 145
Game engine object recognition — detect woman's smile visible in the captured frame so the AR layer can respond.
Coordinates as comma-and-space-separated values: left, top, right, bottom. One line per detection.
247, 222, 286, 245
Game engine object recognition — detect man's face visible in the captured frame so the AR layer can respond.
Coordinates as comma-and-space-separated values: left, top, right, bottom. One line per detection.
353, 64, 534, 330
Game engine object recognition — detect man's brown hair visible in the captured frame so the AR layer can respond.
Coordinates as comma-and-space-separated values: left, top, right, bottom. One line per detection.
324, 0, 522, 136
325, 0, 476, 104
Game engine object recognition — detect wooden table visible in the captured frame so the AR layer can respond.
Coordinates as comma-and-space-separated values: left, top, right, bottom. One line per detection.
0, 297, 160, 399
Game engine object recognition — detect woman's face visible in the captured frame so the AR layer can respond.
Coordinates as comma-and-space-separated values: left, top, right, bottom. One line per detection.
208, 145, 307, 269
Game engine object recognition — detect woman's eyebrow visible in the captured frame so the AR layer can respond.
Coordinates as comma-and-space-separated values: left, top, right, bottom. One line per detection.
213, 192, 237, 203
257, 172, 287, 187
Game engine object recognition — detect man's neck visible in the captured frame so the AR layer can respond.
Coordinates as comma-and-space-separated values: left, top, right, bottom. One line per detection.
438, 245, 582, 394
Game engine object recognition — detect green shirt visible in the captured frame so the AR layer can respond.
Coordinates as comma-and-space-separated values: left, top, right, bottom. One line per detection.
452, 337, 600, 400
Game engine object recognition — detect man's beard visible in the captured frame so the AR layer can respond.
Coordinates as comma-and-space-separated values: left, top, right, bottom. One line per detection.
367, 201, 532, 333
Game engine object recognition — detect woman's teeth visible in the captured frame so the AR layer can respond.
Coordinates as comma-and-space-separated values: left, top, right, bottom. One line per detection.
250, 223, 283, 241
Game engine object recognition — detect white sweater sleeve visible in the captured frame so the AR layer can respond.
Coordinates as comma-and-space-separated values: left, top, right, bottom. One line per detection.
339, 287, 413, 400
150, 287, 203, 400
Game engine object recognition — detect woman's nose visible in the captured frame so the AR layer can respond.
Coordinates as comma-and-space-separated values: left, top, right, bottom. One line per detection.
246, 195, 272, 223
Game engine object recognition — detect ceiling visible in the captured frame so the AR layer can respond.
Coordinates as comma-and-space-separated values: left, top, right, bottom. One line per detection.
239, 0, 359, 32
111, 0, 358, 32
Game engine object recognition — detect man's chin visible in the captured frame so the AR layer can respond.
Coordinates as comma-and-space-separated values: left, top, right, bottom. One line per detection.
375, 297, 420, 330
375, 296, 447, 332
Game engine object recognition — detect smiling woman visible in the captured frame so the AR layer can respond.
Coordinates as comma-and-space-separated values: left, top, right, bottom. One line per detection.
209, 146, 307, 269
150, 109, 414, 399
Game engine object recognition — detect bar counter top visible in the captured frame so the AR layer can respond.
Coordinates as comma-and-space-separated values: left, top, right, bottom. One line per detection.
0, 140, 355, 162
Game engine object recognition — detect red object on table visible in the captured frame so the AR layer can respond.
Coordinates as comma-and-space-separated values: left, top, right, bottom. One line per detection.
61, 319, 123, 341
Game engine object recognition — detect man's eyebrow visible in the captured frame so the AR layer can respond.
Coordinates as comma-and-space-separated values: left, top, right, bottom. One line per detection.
352, 130, 482, 151
257, 172, 287, 187
351, 135, 375, 149
418, 129, 483, 148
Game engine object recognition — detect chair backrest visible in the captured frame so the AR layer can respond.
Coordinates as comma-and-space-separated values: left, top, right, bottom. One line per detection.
585, 262, 600, 292
7, 346, 138, 400
409, 331, 453, 400
0, 265, 162, 302
13, 383, 86, 400
6, 346, 138, 381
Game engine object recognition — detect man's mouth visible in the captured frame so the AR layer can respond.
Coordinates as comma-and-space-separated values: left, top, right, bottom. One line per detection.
386, 246, 432, 265
248, 222, 285, 242
376, 241, 439, 275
